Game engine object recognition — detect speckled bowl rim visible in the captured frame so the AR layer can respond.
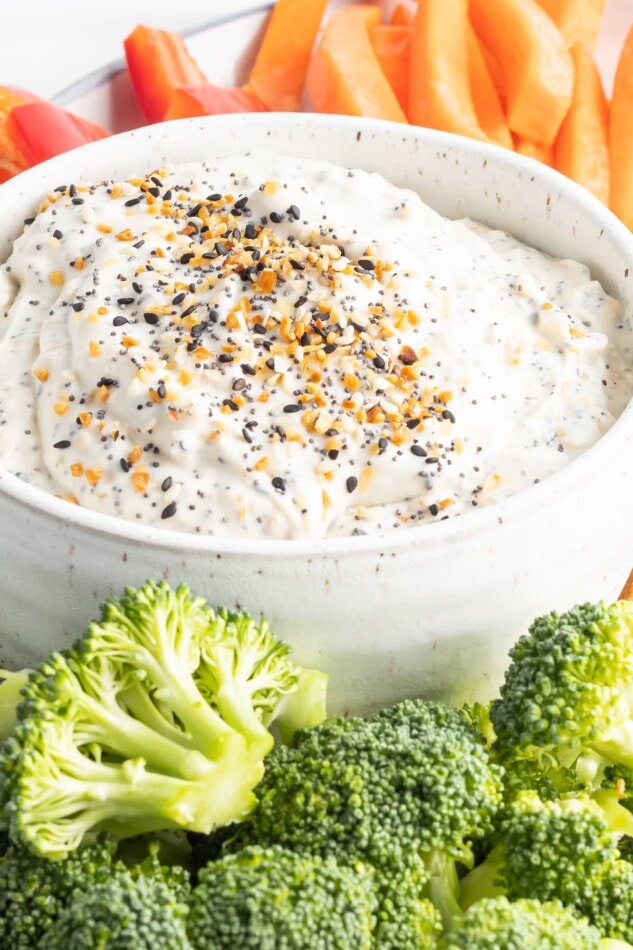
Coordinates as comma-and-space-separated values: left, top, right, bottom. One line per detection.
0, 112, 631, 557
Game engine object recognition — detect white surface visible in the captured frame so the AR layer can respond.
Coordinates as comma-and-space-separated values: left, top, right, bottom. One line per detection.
0, 0, 632, 100
0, 114, 630, 713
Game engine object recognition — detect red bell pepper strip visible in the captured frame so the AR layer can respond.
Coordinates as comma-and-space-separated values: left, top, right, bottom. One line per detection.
163, 83, 268, 120
124, 25, 207, 123
7, 102, 110, 167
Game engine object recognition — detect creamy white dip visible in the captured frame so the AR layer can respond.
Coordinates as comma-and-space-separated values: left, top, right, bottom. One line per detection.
0, 155, 630, 539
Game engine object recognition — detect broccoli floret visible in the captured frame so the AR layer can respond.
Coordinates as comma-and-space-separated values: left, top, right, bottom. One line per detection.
372, 853, 442, 948
0, 669, 31, 742
0, 835, 117, 948
438, 896, 615, 949
0, 581, 323, 858
187, 845, 377, 949
460, 791, 632, 909
39, 862, 191, 949
227, 699, 503, 927
490, 601, 633, 781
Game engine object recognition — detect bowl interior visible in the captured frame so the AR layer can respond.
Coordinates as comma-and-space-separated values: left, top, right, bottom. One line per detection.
0, 112, 631, 555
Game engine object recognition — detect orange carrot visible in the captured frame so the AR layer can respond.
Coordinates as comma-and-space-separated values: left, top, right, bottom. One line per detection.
371, 25, 412, 114
469, 0, 574, 146
164, 84, 268, 120
553, 44, 609, 203
536, 0, 607, 50
0, 86, 40, 183
409, 0, 487, 140
306, 6, 407, 123
248, 0, 327, 111
467, 26, 513, 149
477, 39, 507, 108
390, 1, 416, 26
609, 26, 633, 228
514, 136, 553, 166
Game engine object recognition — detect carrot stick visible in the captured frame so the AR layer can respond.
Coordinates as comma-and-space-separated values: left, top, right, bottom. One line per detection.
469, 0, 574, 146
609, 26, 633, 228
0, 86, 40, 183
390, 1, 416, 26
536, 0, 607, 51
248, 0, 327, 111
514, 136, 553, 166
467, 26, 513, 149
409, 0, 488, 141
553, 43, 609, 203
371, 25, 412, 114
306, 6, 407, 123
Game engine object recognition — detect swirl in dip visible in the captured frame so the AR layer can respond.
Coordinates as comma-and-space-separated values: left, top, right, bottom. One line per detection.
0, 155, 630, 539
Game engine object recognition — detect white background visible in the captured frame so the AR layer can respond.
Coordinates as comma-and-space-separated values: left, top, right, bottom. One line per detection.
1, 0, 632, 101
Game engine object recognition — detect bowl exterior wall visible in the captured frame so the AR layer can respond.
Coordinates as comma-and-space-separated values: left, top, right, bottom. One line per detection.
0, 114, 631, 711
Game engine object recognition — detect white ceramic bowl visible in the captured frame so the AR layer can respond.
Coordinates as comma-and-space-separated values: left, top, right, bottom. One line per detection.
0, 114, 631, 715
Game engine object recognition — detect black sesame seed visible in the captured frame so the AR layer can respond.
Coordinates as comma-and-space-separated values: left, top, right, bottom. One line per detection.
269, 211, 283, 223
241, 363, 256, 375
124, 196, 143, 207
429, 503, 439, 516
218, 353, 233, 363
53, 229, 63, 240
179, 252, 195, 265
72, 302, 85, 312
411, 445, 427, 457
117, 297, 135, 306
346, 476, 358, 493
232, 378, 246, 392
113, 315, 128, 326
372, 355, 386, 369
234, 196, 249, 211
287, 204, 301, 220
441, 409, 456, 423
144, 312, 159, 325
290, 259, 305, 271
324, 343, 336, 354
161, 476, 173, 492
172, 292, 186, 305
71, 197, 84, 205
208, 193, 222, 201
214, 242, 228, 256
120, 458, 131, 473
53, 440, 71, 450
272, 476, 286, 493
242, 427, 253, 444
294, 296, 308, 309
182, 304, 198, 318
283, 404, 302, 413
161, 502, 178, 520
244, 223, 257, 239
132, 281, 143, 294
222, 399, 239, 411
328, 449, 339, 460
253, 323, 267, 334
357, 258, 374, 270
157, 383, 167, 398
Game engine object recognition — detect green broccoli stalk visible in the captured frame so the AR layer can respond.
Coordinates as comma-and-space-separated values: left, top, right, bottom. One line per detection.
490, 601, 633, 782
0, 581, 323, 858
460, 791, 629, 911
225, 699, 504, 929
438, 896, 625, 949
187, 845, 377, 949
39, 862, 191, 950
0, 669, 30, 742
